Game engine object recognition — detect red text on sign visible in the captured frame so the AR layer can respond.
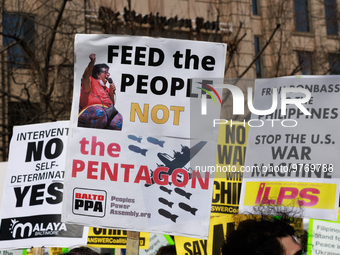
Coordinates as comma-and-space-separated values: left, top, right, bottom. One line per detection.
255, 183, 319, 207
79, 136, 120, 157
71, 159, 209, 189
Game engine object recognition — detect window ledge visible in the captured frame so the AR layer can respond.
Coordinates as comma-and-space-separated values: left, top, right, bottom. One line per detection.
327, 34, 339, 40
292, 31, 315, 37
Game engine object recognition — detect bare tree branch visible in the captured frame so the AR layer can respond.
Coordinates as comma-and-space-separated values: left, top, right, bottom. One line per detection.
238, 24, 281, 79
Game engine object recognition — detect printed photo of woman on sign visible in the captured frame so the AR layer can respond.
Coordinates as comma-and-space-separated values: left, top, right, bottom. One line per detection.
78, 53, 123, 130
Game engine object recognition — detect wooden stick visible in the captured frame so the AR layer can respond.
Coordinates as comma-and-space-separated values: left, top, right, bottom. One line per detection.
126, 231, 140, 255
33, 247, 43, 255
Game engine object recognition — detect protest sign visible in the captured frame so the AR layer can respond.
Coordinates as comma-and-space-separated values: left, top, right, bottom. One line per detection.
0, 250, 23, 255
62, 35, 227, 238
49, 248, 64, 255
307, 216, 340, 255
139, 234, 171, 255
211, 122, 248, 216
0, 121, 88, 249
87, 227, 149, 249
174, 215, 235, 255
239, 76, 340, 220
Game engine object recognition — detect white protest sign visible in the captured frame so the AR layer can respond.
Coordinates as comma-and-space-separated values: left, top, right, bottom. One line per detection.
0, 121, 88, 249
308, 217, 340, 254
0, 249, 23, 255
239, 76, 340, 220
62, 35, 227, 238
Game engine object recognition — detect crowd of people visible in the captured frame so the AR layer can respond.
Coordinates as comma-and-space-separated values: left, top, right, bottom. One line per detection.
63, 208, 304, 255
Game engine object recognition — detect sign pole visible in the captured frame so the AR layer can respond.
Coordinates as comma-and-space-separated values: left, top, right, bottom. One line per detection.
33, 247, 43, 255
126, 231, 140, 255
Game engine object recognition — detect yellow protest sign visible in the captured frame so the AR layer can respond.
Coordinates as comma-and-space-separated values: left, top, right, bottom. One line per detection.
25, 249, 33, 255
243, 181, 337, 209
212, 123, 249, 216
175, 215, 235, 255
87, 228, 149, 249
50, 248, 63, 255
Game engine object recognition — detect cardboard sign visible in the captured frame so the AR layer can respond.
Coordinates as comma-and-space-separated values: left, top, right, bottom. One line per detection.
239, 76, 340, 220
62, 35, 227, 238
175, 215, 235, 255
0, 122, 88, 249
87, 228, 149, 249
211, 122, 248, 216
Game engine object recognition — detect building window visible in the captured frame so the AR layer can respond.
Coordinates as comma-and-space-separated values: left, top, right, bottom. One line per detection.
328, 53, 340, 74
254, 36, 262, 78
325, 0, 338, 35
252, 0, 259, 15
2, 13, 35, 68
294, 0, 310, 32
297, 51, 313, 75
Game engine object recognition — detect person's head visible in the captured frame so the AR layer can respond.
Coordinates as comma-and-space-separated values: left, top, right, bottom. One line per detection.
221, 216, 302, 255
92, 63, 110, 84
62, 247, 100, 255
156, 244, 176, 255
